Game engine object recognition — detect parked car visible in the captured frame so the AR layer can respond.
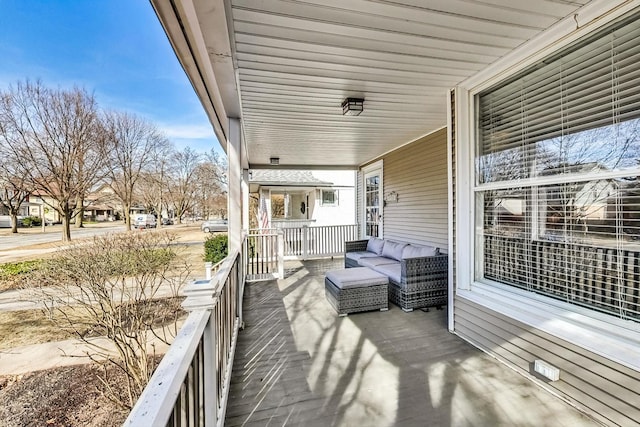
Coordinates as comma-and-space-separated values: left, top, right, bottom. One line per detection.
133, 214, 157, 229
201, 219, 228, 233
161, 217, 174, 225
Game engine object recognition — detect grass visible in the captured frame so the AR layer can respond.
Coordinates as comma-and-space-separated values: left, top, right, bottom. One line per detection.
0, 299, 186, 350
0, 260, 44, 292
0, 309, 73, 350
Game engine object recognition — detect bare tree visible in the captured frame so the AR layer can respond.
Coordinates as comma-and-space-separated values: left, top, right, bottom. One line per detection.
167, 147, 201, 223
1, 81, 106, 241
0, 94, 33, 232
102, 111, 164, 231
135, 138, 174, 226
0, 151, 32, 233
194, 149, 227, 219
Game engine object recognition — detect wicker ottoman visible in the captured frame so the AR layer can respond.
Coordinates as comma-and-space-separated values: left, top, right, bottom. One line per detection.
325, 267, 389, 316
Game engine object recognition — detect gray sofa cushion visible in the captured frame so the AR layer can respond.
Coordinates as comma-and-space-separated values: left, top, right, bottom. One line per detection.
366, 237, 385, 255
326, 267, 389, 289
402, 244, 438, 259
345, 251, 379, 263
382, 240, 408, 261
359, 256, 400, 268
371, 263, 401, 284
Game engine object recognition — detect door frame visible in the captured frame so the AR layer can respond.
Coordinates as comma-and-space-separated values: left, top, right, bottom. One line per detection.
361, 160, 383, 238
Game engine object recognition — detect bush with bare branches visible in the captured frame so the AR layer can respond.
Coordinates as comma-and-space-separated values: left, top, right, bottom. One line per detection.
28, 231, 190, 409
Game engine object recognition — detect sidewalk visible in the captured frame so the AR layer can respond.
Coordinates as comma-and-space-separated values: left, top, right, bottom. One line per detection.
0, 283, 183, 312
0, 329, 176, 376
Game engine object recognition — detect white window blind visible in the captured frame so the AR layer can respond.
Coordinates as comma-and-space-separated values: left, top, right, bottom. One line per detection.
475, 13, 640, 321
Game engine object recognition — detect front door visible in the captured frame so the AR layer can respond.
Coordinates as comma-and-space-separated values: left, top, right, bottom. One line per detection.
364, 164, 383, 238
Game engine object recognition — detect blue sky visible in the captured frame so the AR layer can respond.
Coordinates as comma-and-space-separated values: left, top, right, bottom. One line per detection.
0, 0, 221, 155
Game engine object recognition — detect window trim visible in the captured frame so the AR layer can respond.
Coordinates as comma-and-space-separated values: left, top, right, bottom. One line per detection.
458, 284, 640, 371
361, 160, 383, 238
320, 189, 338, 207
456, 1, 640, 371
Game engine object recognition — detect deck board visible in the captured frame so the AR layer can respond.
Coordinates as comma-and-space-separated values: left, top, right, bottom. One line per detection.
226, 259, 598, 426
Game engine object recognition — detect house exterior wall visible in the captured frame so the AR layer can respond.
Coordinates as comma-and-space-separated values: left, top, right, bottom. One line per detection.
308, 187, 356, 226
308, 170, 356, 227
451, 3, 640, 425
363, 128, 448, 251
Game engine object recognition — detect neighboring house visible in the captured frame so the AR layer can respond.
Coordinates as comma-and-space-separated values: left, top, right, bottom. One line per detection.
249, 170, 356, 229
83, 184, 121, 221
28, 191, 61, 225
150, 2, 640, 425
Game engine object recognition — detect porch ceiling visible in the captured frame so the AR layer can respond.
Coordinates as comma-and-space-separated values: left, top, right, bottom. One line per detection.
151, 0, 592, 168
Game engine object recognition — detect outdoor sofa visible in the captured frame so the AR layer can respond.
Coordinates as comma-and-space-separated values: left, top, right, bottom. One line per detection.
343, 237, 448, 311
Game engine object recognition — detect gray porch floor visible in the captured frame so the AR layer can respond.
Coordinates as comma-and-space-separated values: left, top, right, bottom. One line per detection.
226, 259, 598, 427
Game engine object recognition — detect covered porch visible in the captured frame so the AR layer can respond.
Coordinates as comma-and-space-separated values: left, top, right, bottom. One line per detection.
228, 259, 594, 426
129, 0, 640, 425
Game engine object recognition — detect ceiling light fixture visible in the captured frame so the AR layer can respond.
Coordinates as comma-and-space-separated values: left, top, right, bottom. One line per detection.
270, 157, 280, 165
342, 98, 364, 116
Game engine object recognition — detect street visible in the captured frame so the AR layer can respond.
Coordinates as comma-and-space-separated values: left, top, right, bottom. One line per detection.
0, 223, 127, 263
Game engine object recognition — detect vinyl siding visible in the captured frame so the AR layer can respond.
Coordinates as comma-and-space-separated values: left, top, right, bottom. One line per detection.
454, 296, 640, 427
381, 127, 448, 251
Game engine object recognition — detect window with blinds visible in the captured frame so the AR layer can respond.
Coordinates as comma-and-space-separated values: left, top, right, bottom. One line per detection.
475, 13, 640, 322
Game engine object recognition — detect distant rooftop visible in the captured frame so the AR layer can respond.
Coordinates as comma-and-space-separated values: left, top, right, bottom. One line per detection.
249, 170, 333, 187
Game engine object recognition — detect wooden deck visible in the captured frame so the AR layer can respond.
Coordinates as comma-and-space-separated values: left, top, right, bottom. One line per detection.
226, 259, 598, 427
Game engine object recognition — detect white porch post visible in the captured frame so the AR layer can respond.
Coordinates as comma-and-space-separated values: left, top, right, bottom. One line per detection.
302, 225, 309, 260
181, 279, 218, 426
228, 118, 242, 253
242, 169, 249, 234
277, 230, 285, 279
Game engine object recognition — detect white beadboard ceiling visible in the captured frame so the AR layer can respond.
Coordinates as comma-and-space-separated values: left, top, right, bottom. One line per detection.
152, 0, 592, 168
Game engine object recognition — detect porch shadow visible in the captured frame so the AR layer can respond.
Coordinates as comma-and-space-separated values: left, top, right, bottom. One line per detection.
226, 259, 598, 427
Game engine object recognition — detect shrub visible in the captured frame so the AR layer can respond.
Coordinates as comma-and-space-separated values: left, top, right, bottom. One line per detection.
28, 231, 190, 409
204, 234, 228, 263
21, 216, 42, 227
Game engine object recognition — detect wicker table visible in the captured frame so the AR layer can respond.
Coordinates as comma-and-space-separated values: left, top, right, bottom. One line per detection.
325, 267, 389, 316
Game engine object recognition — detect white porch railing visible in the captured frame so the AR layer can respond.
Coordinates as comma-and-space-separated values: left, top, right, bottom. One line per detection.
124, 251, 244, 427
245, 231, 284, 281
250, 224, 359, 260
245, 224, 357, 281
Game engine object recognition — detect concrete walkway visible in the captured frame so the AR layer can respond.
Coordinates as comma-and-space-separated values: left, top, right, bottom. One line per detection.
0, 283, 182, 312
0, 328, 176, 376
